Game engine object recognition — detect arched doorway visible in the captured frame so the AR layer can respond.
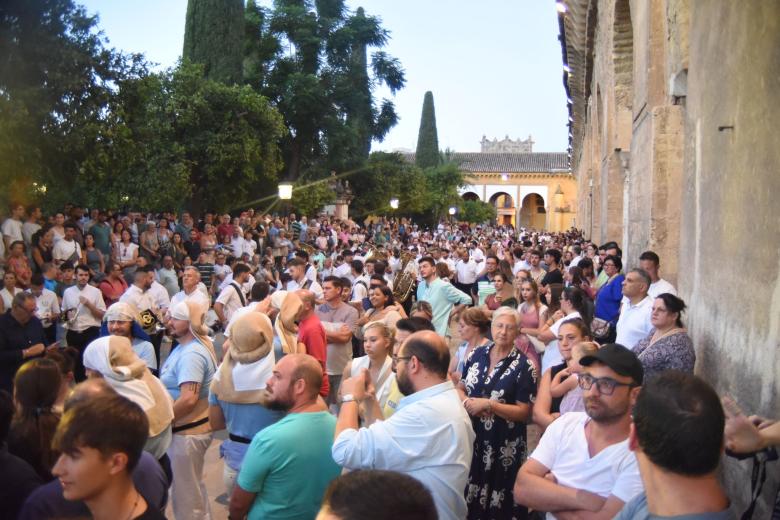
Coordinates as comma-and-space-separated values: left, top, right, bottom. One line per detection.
519, 193, 547, 230
489, 192, 515, 227
461, 192, 479, 202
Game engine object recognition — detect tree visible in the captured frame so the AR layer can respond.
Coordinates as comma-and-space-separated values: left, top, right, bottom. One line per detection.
183, 0, 245, 84
458, 199, 496, 224
415, 91, 440, 169
422, 161, 464, 224
0, 0, 147, 210
348, 152, 426, 217
245, 0, 405, 182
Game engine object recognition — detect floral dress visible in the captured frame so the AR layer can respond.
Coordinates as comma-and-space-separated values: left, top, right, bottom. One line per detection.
463, 344, 537, 520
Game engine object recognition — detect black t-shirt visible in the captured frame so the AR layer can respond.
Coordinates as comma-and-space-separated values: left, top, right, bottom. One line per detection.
0, 312, 48, 393
541, 268, 563, 287
0, 447, 42, 520
134, 504, 167, 520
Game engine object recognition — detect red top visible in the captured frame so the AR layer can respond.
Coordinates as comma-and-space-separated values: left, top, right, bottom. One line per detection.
297, 313, 329, 397
216, 223, 234, 242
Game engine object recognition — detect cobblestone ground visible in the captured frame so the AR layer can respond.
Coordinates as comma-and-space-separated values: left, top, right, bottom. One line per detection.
163, 314, 541, 519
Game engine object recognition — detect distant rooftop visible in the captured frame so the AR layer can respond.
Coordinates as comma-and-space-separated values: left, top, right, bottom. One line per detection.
404, 152, 569, 173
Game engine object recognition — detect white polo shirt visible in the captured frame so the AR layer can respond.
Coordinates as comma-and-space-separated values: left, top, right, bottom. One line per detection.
648, 278, 677, 298
455, 258, 478, 284
62, 284, 106, 332
615, 295, 654, 350
529, 412, 643, 519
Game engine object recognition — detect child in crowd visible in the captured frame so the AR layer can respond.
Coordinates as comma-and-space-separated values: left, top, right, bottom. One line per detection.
551, 341, 600, 414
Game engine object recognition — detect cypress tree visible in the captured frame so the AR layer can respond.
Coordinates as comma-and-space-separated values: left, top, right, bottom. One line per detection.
183, 0, 244, 84
415, 91, 440, 168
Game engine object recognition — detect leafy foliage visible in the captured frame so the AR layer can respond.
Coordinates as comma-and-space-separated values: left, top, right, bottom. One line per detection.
415, 91, 440, 169
458, 199, 496, 224
348, 152, 427, 217
421, 161, 465, 223
244, 0, 405, 181
183, 0, 245, 84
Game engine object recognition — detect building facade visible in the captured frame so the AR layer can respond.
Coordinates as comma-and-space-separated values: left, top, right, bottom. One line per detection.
451, 139, 576, 232
559, 1, 780, 514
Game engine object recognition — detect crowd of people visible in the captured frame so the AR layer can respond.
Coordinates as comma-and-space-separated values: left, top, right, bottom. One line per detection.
0, 201, 777, 520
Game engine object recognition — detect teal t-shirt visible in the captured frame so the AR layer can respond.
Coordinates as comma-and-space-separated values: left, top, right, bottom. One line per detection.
237, 411, 341, 520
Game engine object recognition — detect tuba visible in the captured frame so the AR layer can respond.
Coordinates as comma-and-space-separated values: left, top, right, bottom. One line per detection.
364, 244, 388, 263
392, 251, 417, 303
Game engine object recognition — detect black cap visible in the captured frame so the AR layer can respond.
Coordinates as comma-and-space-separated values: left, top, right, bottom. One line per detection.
579, 343, 644, 385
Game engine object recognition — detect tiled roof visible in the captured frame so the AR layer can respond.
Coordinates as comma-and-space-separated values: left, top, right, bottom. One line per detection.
403, 152, 569, 173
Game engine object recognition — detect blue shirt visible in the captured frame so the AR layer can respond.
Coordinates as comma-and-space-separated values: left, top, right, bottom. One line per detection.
615, 492, 735, 519
160, 339, 215, 400
238, 412, 340, 520
208, 393, 283, 470
594, 274, 625, 323
416, 278, 472, 336
132, 338, 157, 371
332, 381, 476, 520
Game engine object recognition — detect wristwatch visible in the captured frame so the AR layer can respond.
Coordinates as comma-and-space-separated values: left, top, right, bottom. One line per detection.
341, 394, 356, 403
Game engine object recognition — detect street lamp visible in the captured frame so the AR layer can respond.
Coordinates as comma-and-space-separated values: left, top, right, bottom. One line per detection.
556, 1, 567, 14
448, 206, 456, 216
501, 173, 509, 181
278, 183, 293, 200
389, 198, 399, 209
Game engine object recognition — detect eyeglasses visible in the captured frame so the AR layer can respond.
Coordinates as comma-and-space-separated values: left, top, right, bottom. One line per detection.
392, 355, 411, 366
577, 373, 635, 395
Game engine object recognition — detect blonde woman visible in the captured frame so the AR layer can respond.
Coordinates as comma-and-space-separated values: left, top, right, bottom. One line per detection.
341, 321, 395, 412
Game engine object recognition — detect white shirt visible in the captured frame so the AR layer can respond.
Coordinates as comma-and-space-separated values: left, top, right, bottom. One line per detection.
530, 412, 643, 519
1, 218, 23, 243
119, 284, 156, 312
32, 288, 60, 328
351, 275, 369, 302
648, 278, 677, 298
230, 236, 246, 257
62, 284, 106, 331
0, 287, 21, 311
116, 242, 138, 263
541, 311, 582, 375
454, 258, 479, 284
22, 221, 41, 246
214, 263, 232, 283
332, 381, 475, 520
53, 239, 82, 263
305, 264, 318, 283
220, 272, 256, 295
615, 295, 654, 350
285, 277, 324, 300
148, 281, 171, 311
333, 262, 352, 281
170, 287, 211, 310
215, 283, 245, 322
513, 259, 532, 275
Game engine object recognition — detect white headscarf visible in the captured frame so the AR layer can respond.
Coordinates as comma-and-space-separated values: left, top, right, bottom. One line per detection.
83, 336, 174, 436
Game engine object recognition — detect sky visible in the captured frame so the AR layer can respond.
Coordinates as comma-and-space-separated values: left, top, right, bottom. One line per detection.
79, 0, 568, 153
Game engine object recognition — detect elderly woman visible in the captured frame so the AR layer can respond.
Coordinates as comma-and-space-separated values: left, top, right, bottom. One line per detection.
632, 293, 695, 380
457, 307, 537, 519
83, 336, 174, 466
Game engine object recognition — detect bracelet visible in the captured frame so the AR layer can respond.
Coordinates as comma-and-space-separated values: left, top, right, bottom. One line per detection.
462, 397, 470, 406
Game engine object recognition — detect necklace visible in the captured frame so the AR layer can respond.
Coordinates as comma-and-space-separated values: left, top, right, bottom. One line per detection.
124, 490, 140, 520
650, 327, 683, 346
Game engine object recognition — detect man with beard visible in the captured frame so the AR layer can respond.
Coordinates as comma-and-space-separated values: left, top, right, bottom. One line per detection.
514, 343, 644, 519
332, 331, 475, 520
229, 354, 340, 520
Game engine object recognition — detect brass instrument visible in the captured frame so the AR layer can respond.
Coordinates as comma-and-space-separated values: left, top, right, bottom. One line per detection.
392, 251, 417, 303
364, 244, 388, 263
297, 242, 317, 256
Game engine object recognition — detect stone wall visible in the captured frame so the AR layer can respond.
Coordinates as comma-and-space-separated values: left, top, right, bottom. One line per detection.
567, 0, 780, 514
680, 3, 780, 516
